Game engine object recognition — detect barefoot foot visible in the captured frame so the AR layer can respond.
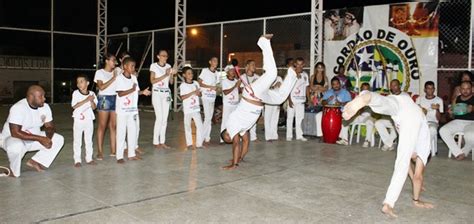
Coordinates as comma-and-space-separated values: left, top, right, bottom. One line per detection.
222, 163, 239, 170
128, 156, 142, 161
413, 199, 434, 209
87, 160, 97, 165
74, 162, 82, 168
117, 159, 125, 164
26, 159, 44, 172
381, 204, 398, 218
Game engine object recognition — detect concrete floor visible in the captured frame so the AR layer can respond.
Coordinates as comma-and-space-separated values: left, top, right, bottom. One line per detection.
0, 104, 473, 223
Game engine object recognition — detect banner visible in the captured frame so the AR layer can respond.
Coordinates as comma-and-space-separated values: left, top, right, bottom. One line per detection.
324, 2, 439, 94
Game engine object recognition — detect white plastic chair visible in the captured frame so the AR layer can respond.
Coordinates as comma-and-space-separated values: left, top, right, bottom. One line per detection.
450, 132, 464, 159
349, 123, 375, 147
378, 127, 395, 148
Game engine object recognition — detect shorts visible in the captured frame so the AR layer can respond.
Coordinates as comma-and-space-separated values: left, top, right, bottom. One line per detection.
97, 95, 116, 111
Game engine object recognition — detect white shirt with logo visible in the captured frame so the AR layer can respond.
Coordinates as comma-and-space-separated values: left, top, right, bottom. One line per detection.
2, 99, 53, 138
180, 81, 201, 114
290, 72, 309, 104
115, 74, 139, 115
94, 69, 117, 95
150, 63, 172, 90
71, 90, 97, 120
416, 95, 444, 123
240, 73, 260, 88
221, 78, 240, 106
198, 68, 219, 101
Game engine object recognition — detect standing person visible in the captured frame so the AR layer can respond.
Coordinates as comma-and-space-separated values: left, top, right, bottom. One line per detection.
150, 50, 176, 149
309, 62, 329, 107
180, 67, 205, 150
94, 53, 118, 160
1, 85, 64, 177
241, 60, 261, 141
221, 34, 298, 170
220, 65, 241, 143
416, 81, 443, 156
264, 75, 283, 141
115, 57, 151, 163
198, 57, 219, 146
440, 81, 474, 160
72, 74, 98, 167
343, 88, 434, 218
286, 57, 309, 142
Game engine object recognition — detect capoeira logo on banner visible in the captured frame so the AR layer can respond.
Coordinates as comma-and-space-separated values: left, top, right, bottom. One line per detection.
333, 27, 420, 93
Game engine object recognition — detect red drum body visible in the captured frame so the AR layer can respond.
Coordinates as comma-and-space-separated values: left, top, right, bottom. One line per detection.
321, 106, 342, 143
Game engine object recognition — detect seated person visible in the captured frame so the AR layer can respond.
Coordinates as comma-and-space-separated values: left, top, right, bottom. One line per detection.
315, 77, 352, 141
416, 81, 443, 156
440, 81, 474, 160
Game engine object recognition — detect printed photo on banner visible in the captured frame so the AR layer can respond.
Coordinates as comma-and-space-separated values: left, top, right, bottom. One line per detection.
389, 2, 440, 37
324, 7, 364, 41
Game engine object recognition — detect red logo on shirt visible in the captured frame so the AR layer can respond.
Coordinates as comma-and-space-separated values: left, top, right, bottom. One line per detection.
124, 97, 131, 106
295, 87, 301, 95
80, 113, 85, 120
191, 97, 197, 105
158, 81, 163, 87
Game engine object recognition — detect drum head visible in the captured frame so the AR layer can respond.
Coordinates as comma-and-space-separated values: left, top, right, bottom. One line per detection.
453, 103, 468, 116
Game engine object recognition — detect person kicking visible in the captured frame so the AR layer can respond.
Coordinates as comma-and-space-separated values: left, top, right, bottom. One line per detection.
220, 34, 298, 170
343, 87, 434, 218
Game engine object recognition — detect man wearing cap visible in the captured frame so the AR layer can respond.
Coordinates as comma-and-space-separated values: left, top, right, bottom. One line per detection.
343, 11, 360, 38
220, 64, 241, 143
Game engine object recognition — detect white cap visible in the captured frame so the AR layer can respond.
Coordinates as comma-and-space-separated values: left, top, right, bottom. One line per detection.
224, 65, 235, 73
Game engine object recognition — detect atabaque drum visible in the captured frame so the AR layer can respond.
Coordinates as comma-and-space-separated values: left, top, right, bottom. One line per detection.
321, 105, 342, 143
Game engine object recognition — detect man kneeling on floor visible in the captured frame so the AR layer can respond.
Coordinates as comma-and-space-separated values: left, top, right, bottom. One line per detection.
1, 85, 64, 177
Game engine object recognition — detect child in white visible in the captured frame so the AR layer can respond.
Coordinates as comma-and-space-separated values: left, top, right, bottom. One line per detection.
116, 58, 151, 163
415, 81, 443, 156
180, 67, 204, 149
71, 75, 98, 166
286, 59, 309, 142
150, 50, 176, 149
264, 76, 283, 141
241, 60, 260, 141
220, 65, 241, 143
198, 57, 220, 144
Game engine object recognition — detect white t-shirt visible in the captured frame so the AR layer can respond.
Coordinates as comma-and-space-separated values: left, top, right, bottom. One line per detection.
290, 72, 309, 103
180, 81, 201, 114
221, 78, 240, 107
416, 95, 444, 123
71, 90, 98, 120
240, 73, 260, 88
94, 69, 116, 95
198, 68, 220, 101
115, 74, 139, 115
150, 62, 172, 90
2, 99, 53, 138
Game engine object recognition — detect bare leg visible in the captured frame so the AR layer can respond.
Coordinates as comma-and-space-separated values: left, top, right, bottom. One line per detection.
109, 111, 117, 156
96, 111, 110, 160
240, 131, 250, 162
408, 158, 425, 191
222, 134, 241, 170
412, 157, 434, 209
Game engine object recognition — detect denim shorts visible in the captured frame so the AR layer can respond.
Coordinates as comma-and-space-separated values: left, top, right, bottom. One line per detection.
97, 95, 116, 111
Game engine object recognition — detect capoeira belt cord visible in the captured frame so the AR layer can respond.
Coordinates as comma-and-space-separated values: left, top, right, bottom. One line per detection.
235, 66, 260, 101
0, 166, 10, 177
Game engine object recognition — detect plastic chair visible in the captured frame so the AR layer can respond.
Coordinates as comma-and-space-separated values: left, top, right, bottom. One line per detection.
450, 132, 464, 159
349, 123, 374, 147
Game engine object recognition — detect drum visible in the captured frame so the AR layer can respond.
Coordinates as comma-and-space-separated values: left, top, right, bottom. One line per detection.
321, 105, 342, 143
453, 103, 468, 116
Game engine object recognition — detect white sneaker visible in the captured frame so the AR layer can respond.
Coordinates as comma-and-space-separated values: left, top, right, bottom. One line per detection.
297, 137, 308, 142
286, 137, 292, 141
362, 141, 370, 148
381, 144, 394, 151
336, 139, 348, 146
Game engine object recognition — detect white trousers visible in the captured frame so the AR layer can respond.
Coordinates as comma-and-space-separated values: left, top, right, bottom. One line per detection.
428, 122, 438, 156
73, 119, 94, 164
439, 119, 474, 157
152, 91, 170, 145
2, 132, 64, 177
123, 115, 140, 150
202, 99, 215, 142
375, 118, 397, 147
264, 104, 280, 140
184, 112, 204, 147
316, 111, 323, 137
286, 103, 305, 139
116, 113, 137, 160
221, 105, 237, 142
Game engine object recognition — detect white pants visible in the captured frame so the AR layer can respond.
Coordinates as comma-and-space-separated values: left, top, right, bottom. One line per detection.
184, 112, 204, 147
116, 113, 137, 160
2, 132, 64, 177
221, 104, 237, 142
265, 104, 280, 140
73, 119, 94, 164
349, 112, 375, 143
202, 99, 215, 142
123, 115, 140, 150
152, 91, 170, 145
375, 118, 397, 147
316, 112, 323, 137
428, 122, 438, 156
287, 103, 305, 139
439, 119, 474, 157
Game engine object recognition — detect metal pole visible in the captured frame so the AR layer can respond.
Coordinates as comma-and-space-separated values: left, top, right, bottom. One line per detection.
263, 18, 266, 35
317, 0, 323, 63
127, 33, 130, 51
50, 0, 54, 103
220, 23, 223, 71
151, 31, 155, 65
469, 1, 474, 70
